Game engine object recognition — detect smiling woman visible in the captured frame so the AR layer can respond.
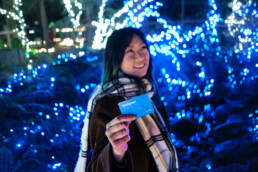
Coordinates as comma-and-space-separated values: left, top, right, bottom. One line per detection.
75, 27, 179, 172
101, 27, 154, 85
121, 34, 150, 78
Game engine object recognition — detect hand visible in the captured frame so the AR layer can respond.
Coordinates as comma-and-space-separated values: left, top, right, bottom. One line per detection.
105, 115, 136, 163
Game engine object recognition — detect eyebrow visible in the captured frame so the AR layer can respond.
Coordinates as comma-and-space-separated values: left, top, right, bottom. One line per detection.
127, 43, 146, 48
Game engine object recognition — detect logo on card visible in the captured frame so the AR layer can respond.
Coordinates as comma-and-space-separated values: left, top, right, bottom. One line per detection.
120, 101, 136, 107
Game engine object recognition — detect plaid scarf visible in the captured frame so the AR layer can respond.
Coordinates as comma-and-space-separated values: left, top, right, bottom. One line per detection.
75, 72, 179, 172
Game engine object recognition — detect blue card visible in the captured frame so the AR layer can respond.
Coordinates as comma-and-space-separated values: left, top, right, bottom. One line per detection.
118, 93, 154, 118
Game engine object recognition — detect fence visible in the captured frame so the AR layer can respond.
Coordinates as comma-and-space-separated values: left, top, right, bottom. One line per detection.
0, 26, 15, 48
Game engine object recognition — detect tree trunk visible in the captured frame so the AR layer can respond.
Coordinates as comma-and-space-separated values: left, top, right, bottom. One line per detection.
2, 0, 16, 47
181, 0, 185, 26
39, 0, 52, 48
84, 0, 98, 53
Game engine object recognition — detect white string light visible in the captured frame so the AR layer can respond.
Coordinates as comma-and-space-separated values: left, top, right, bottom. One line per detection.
63, 0, 84, 48
91, 0, 134, 49
225, 0, 257, 55
0, 0, 32, 68
1, 1, 258, 170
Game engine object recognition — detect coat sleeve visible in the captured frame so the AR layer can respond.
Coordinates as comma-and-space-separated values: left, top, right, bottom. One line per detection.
87, 96, 134, 172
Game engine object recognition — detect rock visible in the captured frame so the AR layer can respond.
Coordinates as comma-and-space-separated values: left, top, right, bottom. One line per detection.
241, 142, 258, 163
248, 156, 258, 172
213, 138, 241, 165
199, 158, 213, 171
0, 95, 29, 117
171, 118, 197, 138
214, 139, 239, 154
14, 148, 44, 172
13, 89, 54, 104
0, 69, 13, 84
188, 146, 199, 158
0, 96, 10, 116
227, 114, 248, 122
213, 135, 258, 165
214, 103, 243, 124
180, 166, 200, 172
194, 132, 216, 151
22, 103, 52, 112
0, 147, 14, 172
209, 165, 228, 172
210, 163, 249, 172
187, 167, 200, 172
213, 119, 249, 141
53, 83, 78, 104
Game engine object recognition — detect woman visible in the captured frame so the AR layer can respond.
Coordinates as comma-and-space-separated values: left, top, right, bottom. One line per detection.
75, 27, 179, 172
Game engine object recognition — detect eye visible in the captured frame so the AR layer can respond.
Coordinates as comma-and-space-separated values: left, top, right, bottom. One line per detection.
126, 49, 134, 53
141, 45, 147, 50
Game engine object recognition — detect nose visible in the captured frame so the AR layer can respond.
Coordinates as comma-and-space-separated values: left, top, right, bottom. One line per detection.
135, 51, 144, 60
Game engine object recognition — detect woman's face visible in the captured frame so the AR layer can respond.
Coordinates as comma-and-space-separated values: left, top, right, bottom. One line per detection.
120, 34, 150, 78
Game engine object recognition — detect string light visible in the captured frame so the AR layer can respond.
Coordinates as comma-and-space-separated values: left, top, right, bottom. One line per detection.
90, 0, 223, 103
1, 1, 257, 171
224, 0, 258, 86
0, 51, 95, 97
225, 0, 257, 54
63, 0, 84, 48
0, 0, 32, 68
249, 110, 258, 140
92, 0, 134, 49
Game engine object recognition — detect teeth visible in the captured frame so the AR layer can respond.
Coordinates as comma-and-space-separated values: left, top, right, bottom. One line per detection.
134, 64, 145, 68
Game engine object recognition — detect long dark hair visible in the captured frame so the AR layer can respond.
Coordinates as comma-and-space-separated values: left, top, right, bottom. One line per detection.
102, 27, 153, 84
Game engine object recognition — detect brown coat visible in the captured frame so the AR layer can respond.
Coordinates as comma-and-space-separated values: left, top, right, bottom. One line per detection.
87, 95, 170, 172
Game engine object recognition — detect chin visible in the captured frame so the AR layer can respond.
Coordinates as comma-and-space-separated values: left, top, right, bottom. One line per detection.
136, 72, 147, 78
124, 70, 147, 78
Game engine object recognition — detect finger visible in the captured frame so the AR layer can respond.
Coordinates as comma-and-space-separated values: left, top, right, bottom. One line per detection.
109, 128, 128, 141
112, 135, 131, 148
106, 115, 136, 128
106, 123, 126, 136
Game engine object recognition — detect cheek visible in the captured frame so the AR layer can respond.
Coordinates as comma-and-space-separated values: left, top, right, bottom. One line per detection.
121, 56, 134, 70
145, 54, 150, 66
125, 57, 134, 66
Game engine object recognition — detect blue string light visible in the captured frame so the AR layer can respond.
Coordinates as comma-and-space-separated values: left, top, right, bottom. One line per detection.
0, 0, 257, 170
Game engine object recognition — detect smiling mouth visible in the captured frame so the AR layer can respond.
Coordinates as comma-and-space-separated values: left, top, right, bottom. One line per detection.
134, 63, 145, 69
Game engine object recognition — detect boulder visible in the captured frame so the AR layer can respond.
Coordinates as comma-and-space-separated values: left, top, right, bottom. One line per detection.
214, 135, 258, 164
171, 118, 197, 138
210, 163, 249, 172
214, 103, 243, 124
213, 119, 249, 141
0, 147, 14, 172
248, 156, 258, 172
